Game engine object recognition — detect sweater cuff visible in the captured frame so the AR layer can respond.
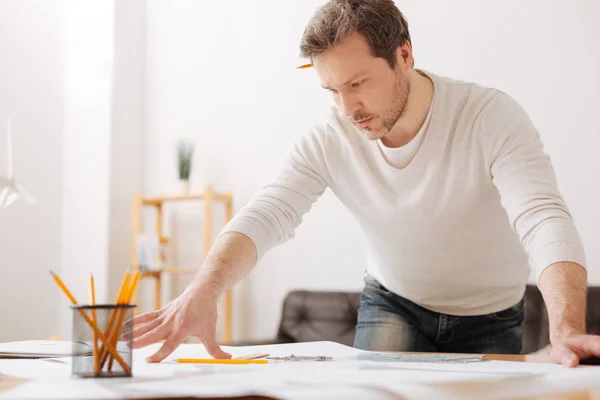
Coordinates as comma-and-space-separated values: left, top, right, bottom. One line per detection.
533, 241, 587, 283
218, 218, 275, 261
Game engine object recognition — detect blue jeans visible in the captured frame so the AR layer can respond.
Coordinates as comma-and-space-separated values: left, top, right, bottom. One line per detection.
354, 275, 524, 354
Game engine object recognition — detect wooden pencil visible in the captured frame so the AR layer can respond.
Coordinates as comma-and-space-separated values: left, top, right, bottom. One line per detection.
107, 271, 141, 371
89, 273, 100, 374
99, 272, 131, 368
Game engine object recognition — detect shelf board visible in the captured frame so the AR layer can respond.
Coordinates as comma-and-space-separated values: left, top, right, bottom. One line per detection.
142, 194, 204, 205
135, 266, 199, 277
165, 266, 199, 275
141, 193, 231, 206
137, 270, 161, 278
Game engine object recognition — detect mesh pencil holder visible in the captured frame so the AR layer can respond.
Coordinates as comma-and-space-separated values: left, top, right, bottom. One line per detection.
71, 304, 135, 378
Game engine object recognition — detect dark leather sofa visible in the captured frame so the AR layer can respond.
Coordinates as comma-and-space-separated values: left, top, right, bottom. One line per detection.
250, 285, 600, 354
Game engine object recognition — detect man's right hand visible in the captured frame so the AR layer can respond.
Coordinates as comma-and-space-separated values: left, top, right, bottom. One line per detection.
126, 280, 232, 363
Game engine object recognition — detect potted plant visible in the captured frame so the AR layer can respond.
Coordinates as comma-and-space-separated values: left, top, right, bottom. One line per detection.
177, 140, 194, 194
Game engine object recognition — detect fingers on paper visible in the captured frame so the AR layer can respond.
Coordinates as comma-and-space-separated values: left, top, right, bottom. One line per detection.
570, 335, 600, 360
202, 335, 231, 360
146, 329, 187, 363
581, 336, 600, 356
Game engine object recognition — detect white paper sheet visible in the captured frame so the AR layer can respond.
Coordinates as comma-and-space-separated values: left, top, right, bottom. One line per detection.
0, 341, 89, 358
167, 340, 365, 361
0, 359, 70, 380
357, 352, 485, 363
120, 341, 568, 400
0, 340, 594, 400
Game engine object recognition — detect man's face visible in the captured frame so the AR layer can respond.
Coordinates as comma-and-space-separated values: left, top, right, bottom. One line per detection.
313, 32, 410, 140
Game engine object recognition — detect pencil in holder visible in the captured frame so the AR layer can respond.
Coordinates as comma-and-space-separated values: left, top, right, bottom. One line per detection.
71, 304, 135, 378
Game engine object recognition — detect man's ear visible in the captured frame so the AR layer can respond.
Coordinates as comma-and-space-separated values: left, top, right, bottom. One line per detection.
395, 41, 414, 69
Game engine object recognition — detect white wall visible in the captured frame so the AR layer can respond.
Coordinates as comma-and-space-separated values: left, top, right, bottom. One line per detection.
0, 0, 595, 344
60, 0, 147, 339
0, 0, 65, 342
0, 1, 146, 342
107, 0, 146, 308
148, 0, 599, 343
145, 0, 360, 342
58, 0, 116, 339
399, 0, 600, 284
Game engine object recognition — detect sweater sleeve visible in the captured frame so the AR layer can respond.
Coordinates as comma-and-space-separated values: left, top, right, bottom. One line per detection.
217, 126, 331, 260
480, 92, 586, 282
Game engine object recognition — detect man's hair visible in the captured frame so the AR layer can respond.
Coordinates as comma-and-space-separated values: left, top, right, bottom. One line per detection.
299, 0, 412, 69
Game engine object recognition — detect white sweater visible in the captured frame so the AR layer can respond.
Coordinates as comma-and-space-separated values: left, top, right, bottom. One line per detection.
220, 70, 586, 316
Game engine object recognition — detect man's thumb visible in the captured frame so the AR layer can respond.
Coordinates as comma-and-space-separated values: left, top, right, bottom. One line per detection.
551, 345, 579, 367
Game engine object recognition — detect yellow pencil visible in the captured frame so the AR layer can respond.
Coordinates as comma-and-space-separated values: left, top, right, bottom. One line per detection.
89, 273, 99, 374
176, 358, 269, 365
126, 271, 141, 303
100, 272, 131, 369
296, 63, 313, 69
49, 271, 130, 374
107, 271, 141, 371
50, 270, 78, 304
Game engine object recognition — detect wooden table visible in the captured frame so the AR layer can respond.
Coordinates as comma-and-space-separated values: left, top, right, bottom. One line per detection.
0, 374, 27, 393
432, 352, 600, 400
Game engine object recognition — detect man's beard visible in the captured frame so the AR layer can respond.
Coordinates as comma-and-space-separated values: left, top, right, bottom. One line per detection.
354, 73, 410, 141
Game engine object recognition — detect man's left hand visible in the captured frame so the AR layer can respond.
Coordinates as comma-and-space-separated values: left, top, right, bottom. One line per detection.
551, 333, 600, 367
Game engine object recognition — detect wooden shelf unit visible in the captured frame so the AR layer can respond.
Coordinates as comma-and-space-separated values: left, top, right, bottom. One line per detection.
130, 185, 234, 343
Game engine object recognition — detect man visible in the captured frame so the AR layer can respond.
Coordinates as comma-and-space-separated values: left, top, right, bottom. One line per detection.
129, 0, 599, 367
